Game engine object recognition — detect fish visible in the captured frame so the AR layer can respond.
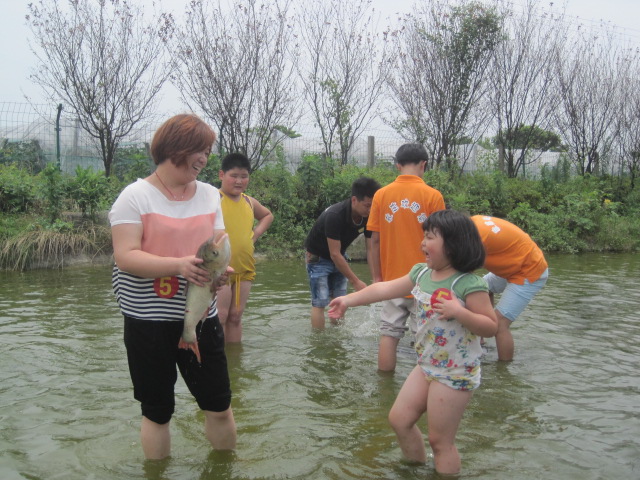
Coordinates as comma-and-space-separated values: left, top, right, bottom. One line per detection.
178, 231, 231, 363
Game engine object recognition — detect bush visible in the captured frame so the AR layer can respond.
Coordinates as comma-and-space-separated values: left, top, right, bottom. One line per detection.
111, 144, 154, 183
249, 159, 307, 257
2, 154, 640, 270
0, 139, 47, 174
0, 214, 37, 242
67, 165, 110, 220
592, 214, 640, 251
198, 153, 222, 186
0, 164, 38, 213
37, 162, 67, 222
504, 177, 542, 212
450, 170, 511, 216
507, 202, 578, 253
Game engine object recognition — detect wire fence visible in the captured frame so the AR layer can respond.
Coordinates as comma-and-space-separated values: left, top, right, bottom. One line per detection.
0, 101, 565, 177
0, 102, 154, 175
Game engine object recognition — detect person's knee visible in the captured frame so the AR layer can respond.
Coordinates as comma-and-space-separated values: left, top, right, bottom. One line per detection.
205, 408, 236, 449
427, 430, 451, 452
495, 311, 512, 334
227, 307, 245, 326
205, 407, 234, 422
388, 407, 408, 432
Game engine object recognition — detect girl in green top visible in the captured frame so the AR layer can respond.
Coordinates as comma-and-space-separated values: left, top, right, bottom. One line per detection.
328, 209, 497, 475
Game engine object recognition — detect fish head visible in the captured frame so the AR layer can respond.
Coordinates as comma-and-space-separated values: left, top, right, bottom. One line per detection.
197, 232, 231, 275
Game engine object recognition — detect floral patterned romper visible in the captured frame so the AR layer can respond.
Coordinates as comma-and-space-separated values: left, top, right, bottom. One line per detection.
410, 264, 488, 391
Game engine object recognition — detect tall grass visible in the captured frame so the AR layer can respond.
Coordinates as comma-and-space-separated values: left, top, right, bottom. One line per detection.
0, 223, 112, 271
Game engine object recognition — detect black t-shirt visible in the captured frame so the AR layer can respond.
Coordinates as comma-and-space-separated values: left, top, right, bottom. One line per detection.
304, 199, 371, 260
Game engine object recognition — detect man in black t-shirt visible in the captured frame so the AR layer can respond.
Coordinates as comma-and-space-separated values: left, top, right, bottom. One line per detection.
304, 177, 380, 328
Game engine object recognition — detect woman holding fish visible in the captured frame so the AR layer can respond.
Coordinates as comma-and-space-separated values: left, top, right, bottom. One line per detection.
109, 114, 236, 460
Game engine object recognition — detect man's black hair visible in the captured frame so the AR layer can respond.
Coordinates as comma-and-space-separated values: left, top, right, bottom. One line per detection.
351, 176, 381, 200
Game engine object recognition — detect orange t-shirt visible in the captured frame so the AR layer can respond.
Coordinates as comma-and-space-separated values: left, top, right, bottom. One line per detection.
367, 175, 445, 281
471, 215, 548, 285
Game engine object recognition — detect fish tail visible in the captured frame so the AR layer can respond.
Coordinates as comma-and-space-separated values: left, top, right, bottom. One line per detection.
178, 338, 202, 364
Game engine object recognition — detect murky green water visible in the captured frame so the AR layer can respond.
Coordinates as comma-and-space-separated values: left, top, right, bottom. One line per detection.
1, 254, 639, 479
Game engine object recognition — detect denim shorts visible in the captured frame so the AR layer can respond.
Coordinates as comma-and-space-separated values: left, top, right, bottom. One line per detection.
484, 268, 549, 322
306, 255, 347, 308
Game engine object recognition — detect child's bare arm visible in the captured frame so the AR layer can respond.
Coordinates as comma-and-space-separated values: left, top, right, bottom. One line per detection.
328, 275, 414, 319
249, 197, 274, 242
432, 291, 498, 337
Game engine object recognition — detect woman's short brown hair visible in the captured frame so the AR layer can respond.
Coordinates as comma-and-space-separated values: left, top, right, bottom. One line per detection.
150, 114, 217, 167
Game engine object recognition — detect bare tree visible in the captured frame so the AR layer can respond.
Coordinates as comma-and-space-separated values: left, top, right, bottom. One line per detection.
26, 0, 169, 176
553, 26, 625, 176
617, 47, 640, 187
489, 0, 565, 177
297, 0, 387, 166
386, 0, 502, 172
164, 0, 300, 172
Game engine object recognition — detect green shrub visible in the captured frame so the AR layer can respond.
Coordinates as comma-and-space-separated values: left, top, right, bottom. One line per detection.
2, 151, 640, 269
507, 202, 579, 253
37, 162, 67, 222
321, 165, 377, 207
111, 144, 155, 183
454, 170, 511, 216
295, 154, 336, 217
198, 153, 222, 186
592, 214, 640, 251
0, 214, 37, 241
447, 189, 491, 215
249, 159, 307, 257
424, 168, 456, 201
0, 139, 47, 174
504, 177, 542, 212
67, 165, 109, 220
0, 164, 37, 213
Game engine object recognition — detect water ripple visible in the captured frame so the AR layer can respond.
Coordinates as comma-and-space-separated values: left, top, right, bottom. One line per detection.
1, 256, 639, 479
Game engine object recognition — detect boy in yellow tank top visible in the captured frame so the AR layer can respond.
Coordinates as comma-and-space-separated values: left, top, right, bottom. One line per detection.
217, 153, 274, 342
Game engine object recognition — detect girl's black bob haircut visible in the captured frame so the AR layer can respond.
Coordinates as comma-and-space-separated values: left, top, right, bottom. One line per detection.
422, 209, 485, 273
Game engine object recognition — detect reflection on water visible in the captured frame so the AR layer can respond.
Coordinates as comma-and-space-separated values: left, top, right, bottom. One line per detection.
0, 254, 639, 479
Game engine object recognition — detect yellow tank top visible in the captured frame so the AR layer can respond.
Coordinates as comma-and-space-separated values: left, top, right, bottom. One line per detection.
220, 192, 255, 275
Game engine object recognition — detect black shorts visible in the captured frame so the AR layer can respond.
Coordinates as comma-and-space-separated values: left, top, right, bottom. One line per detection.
123, 315, 232, 424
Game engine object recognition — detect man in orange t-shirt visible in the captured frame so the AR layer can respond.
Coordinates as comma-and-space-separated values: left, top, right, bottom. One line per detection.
471, 215, 549, 361
367, 143, 445, 372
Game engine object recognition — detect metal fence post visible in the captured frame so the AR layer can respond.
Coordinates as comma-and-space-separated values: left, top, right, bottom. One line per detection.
55, 104, 63, 169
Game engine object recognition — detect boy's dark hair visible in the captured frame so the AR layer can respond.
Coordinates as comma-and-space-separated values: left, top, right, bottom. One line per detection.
394, 143, 429, 166
221, 152, 251, 172
422, 209, 485, 273
351, 176, 381, 200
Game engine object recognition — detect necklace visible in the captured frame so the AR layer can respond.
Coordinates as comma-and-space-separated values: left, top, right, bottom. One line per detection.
352, 214, 364, 226
155, 171, 188, 201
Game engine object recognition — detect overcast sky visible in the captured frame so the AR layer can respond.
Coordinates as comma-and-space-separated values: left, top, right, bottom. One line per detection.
2, 0, 640, 116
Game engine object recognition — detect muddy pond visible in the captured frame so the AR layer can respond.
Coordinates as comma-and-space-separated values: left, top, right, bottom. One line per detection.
0, 253, 638, 479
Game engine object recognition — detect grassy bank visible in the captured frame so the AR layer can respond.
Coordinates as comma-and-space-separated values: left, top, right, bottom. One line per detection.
0, 213, 112, 270
1, 156, 639, 270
